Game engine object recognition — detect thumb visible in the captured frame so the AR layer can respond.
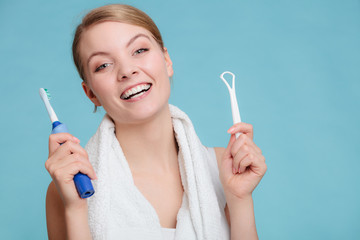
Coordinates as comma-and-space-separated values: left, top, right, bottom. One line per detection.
223, 133, 236, 160
221, 134, 236, 176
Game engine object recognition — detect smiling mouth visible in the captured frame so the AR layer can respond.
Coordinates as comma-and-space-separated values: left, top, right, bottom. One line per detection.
120, 83, 152, 100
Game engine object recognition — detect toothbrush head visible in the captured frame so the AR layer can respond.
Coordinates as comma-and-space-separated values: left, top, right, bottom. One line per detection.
39, 88, 58, 123
43, 88, 51, 100
39, 88, 51, 101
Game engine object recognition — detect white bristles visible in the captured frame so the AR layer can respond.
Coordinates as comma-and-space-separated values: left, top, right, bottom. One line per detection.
39, 88, 58, 123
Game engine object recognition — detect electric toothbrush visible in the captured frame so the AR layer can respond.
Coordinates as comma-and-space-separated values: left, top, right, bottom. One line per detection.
39, 88, 94, 198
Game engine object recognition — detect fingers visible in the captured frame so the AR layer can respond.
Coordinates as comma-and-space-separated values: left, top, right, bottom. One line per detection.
49, 133, 80, 156
238, 153, 267, 176
46, 153, 97, 181
46, 136, 97, 182
231, 134, 262, 156
228, 127, 265, 175
221, 134, 237, 177
223, 122, 266, 177
49, 140, 88, 162
227, 122, 254, 140
50, 158, 97, 183
220, 123, 267, 199
223, 134, 236, 160
237, 153, 260, 174
232, 144, 260, 174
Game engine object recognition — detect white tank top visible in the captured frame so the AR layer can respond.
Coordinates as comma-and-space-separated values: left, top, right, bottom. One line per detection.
161, 227, 176, 240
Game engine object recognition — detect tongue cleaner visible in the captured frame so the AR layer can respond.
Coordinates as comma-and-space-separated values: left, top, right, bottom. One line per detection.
220, 71, 242, 138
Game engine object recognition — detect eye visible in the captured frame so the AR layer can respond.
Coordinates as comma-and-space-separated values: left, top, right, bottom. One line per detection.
95, 63, 112, 72
133, 48, 149, 56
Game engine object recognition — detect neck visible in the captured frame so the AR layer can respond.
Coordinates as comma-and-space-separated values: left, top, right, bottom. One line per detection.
114, 104, 178, 173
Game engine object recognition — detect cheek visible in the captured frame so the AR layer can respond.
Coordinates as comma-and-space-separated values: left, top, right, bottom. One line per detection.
141, 52, 169, 76
89, 76, 114, 101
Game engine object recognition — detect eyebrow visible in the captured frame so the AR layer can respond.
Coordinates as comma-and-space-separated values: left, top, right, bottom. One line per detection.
126, 33, 151, 48
87, 52, 109, 66
87, 33, 151, 66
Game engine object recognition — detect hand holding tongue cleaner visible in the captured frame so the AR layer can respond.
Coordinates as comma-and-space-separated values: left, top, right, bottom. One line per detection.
220, 71, 242, 139
39, 88, 95, 198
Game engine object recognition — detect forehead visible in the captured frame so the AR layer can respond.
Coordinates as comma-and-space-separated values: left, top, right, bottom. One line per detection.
79, 21, 154, 57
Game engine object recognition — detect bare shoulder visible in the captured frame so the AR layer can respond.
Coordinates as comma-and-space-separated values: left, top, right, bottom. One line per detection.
46, 181, 66, 239
213, 147, 226, 167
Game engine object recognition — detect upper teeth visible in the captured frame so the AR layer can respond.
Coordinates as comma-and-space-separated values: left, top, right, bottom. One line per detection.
121, 83, 151, 99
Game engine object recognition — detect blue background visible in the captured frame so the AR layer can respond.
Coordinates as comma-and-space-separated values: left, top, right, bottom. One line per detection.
1, 0, 359, 239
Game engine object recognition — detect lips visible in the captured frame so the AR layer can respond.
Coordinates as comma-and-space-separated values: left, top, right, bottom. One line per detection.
120, 83, 152, 100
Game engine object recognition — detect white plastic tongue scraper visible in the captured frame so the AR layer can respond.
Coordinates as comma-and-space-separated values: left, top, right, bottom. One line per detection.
220, 71, 242, 138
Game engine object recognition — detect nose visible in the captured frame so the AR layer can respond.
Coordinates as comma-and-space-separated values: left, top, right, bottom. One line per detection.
117, 63, 138, 81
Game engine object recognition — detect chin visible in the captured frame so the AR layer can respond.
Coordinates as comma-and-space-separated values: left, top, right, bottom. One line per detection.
135, 100, 169, 121
112, 100, 170, 125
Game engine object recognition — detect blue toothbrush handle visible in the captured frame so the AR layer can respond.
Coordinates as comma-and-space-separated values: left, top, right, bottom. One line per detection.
51, 121, 95, 198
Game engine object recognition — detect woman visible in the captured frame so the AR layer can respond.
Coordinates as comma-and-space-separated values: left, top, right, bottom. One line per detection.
45, 4, 266, 240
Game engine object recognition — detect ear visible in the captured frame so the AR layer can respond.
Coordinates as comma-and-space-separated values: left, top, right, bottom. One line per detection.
163, 47, 174, 78
82, 82, 101, 106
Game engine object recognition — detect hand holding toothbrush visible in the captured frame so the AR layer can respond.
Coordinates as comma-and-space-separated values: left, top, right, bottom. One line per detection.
39, 88, 96, 209
45, 133, 95, 240
46, 133, 97, 209
40, 88, 95, 199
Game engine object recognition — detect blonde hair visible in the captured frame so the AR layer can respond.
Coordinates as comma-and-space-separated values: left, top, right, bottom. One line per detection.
72, 4, 164, 82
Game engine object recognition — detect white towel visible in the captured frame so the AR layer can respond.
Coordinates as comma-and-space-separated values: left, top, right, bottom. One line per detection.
85, 104, 230, 239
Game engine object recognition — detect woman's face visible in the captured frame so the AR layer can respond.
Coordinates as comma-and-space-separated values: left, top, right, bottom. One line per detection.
79, 21, 173, 124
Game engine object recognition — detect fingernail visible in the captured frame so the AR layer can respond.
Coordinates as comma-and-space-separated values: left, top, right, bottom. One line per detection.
73, 136, 80, 142
227, 127, 235, 133
232, 167, 236, 174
